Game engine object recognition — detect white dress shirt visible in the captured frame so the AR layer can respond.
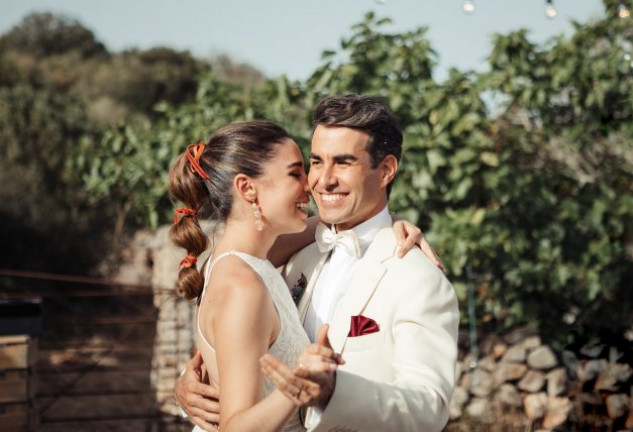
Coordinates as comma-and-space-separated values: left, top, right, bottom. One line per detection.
304, 206, 391, 342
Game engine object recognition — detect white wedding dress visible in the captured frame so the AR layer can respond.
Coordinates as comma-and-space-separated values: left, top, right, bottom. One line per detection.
192, 251, 309, 432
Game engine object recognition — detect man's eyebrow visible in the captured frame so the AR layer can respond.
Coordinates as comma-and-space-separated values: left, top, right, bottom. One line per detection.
286, 161, 304, 169
308, 153, 358, 163
333, 154, 358, 163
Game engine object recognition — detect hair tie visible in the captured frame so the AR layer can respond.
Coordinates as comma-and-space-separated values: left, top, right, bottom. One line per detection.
186, 141, 210, 180
173, 207, 197, 224
179, 255, 197, 270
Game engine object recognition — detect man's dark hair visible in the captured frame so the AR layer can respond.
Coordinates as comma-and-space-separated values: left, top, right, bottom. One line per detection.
312, 94, 403, 196
312, 94, 403, 168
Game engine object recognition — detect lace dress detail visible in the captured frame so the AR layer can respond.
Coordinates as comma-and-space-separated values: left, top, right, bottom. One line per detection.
193, 251, 309, 432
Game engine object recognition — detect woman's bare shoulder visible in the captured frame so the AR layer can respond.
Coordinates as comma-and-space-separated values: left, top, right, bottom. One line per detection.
205, 255, 269, 308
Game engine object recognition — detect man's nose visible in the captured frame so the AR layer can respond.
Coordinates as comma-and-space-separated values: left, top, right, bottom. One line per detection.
318, 165, 337, 188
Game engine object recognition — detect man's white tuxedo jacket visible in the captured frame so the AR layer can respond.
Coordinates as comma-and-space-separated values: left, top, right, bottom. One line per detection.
282, 226, 459, 432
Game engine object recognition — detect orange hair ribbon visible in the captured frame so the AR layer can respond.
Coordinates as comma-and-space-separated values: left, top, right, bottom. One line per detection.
186, 141, 210, 180
173, 208, 197, 224
179, 255, 197, 270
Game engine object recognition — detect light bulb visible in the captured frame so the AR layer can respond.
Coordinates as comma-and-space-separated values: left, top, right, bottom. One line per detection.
462, 0, 475, 14
545, 0, 557, 19
619, 2, 630, 18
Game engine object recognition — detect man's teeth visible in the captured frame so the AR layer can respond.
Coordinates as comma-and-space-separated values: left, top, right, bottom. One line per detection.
321, 194, 344, 202
296, 202, 309, 209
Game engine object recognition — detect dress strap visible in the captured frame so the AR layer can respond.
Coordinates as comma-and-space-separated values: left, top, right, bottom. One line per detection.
198, 251, 238, 352
202, 251, 236, 288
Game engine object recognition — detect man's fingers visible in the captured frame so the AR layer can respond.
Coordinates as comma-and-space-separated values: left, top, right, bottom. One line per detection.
307, 329, 344, 365
297, 353, 341, 372
306, 343, 336, 358
191, 380, 219, 399
186, 391, 220, 414
189, 350, 204, 370
295, 363, 337, 376
299, 353, 338, 365
188, 405, 220, 424
189, 411, 219, 431
297, 380, 322, 405
182, 375, 219, 403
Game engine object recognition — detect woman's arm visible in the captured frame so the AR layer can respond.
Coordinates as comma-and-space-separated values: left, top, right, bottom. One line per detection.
268, 215, 320, 267
210, 260, 298, 432
268, 214, 443, 271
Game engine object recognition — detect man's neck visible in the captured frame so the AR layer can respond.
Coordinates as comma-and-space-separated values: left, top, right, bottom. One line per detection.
333, 205, 389, 234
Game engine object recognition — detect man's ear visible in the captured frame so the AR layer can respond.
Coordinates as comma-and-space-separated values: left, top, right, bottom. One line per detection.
379, 155, 398, 188
234, 173, 257, 202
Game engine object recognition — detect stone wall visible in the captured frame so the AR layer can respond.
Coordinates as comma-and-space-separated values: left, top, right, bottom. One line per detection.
149, 225, 197, 417
448, 328, 633, 431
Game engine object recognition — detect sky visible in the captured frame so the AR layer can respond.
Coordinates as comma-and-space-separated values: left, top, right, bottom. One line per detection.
1, 0, 606, 82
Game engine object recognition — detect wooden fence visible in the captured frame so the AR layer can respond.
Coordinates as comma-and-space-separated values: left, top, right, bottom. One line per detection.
1, 273, 192, 432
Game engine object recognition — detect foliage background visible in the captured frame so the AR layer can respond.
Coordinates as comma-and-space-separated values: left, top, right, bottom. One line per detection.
1, 1, 631, 348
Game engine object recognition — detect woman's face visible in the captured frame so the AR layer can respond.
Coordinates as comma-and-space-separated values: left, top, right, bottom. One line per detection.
255, 138, 310, 235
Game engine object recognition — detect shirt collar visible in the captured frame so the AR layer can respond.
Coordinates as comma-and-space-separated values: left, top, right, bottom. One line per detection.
331, 206, 391, 255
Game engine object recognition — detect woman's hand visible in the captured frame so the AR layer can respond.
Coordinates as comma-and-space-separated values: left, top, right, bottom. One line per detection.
392, 218, 444, 271
260, 325, 344, 408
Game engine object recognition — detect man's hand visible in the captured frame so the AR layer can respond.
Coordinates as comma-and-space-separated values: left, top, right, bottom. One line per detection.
260, 325, 343, 408
392, 219, 444, 271
174, 351, 220, 431
295, 324, 342, 408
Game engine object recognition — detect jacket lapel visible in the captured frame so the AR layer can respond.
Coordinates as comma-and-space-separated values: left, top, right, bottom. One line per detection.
328, 227, 398, 353
297, 251, 330, 323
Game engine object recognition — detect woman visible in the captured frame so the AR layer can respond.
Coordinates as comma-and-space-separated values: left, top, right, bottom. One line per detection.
170, 121, 338, 431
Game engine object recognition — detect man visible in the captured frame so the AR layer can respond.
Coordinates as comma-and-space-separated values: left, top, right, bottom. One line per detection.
176, 94, 459, 431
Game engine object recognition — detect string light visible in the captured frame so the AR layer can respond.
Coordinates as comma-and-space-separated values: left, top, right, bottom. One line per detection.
619, 0, 631, 18
462, 0, 475, 14
449, 1, 631, 20
545, 0, 557, 19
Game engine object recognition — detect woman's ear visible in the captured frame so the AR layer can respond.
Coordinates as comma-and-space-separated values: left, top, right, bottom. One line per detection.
234, 173, 257, 202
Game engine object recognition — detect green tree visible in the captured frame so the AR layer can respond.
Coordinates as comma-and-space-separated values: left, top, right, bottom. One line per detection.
0, 85, 110, 273
0, 12, 107, 58
477, 8, 633, 341
71, 71, 266, 242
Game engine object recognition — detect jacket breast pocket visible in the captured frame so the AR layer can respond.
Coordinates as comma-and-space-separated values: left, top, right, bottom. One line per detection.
343, 331, 382, 352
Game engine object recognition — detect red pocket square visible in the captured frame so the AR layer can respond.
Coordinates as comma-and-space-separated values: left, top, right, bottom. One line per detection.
348, 315, 380, 337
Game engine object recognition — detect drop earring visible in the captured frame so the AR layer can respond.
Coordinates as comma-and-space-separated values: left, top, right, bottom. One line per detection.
251, 199, 263, 231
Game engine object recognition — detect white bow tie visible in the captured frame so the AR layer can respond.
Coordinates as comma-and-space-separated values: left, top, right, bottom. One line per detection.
315, 223, 361, 257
